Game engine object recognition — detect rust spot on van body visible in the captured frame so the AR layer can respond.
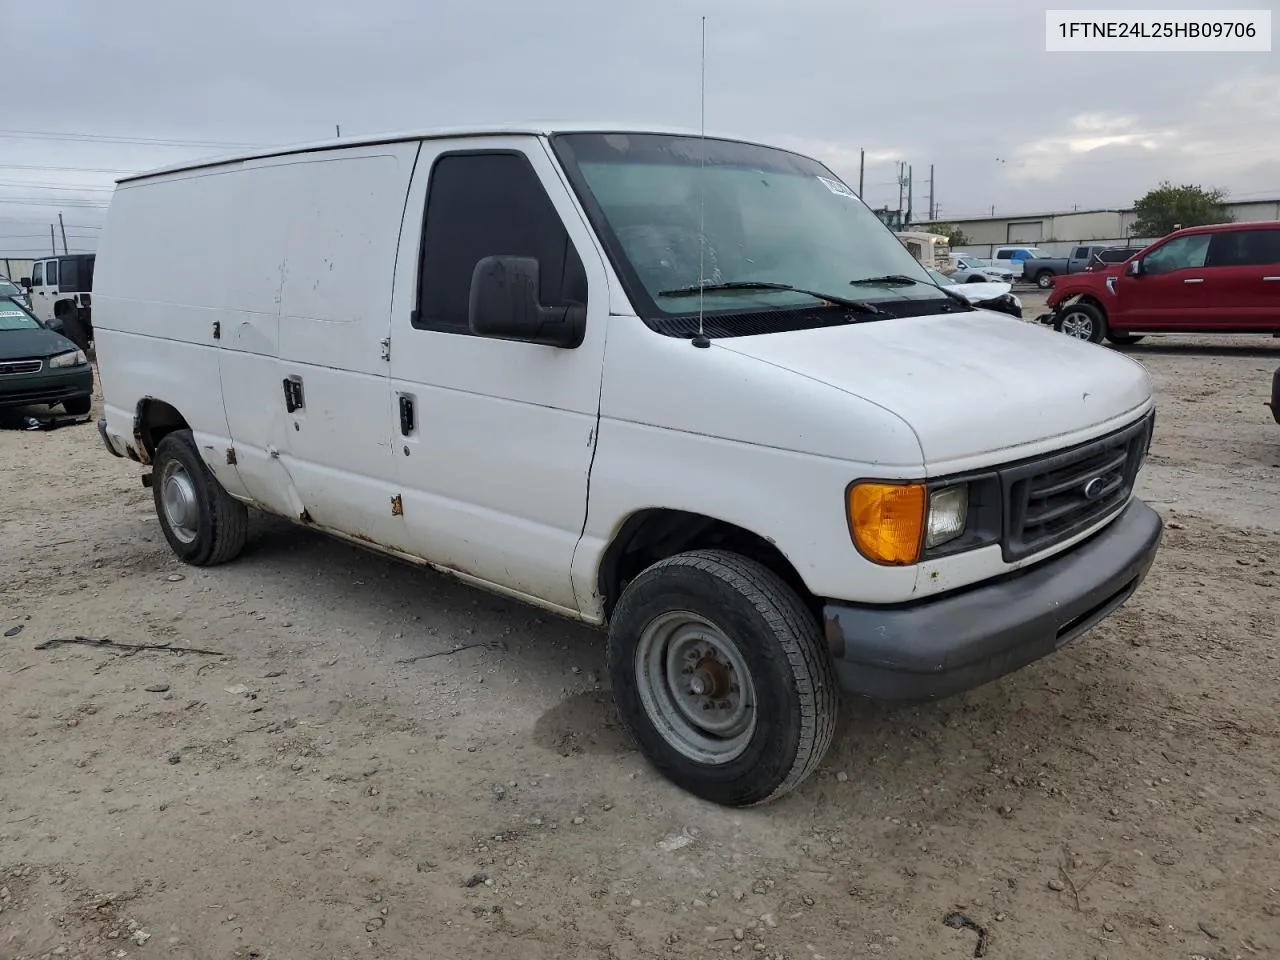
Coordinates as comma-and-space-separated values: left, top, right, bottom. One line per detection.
390, 495, 403, 517
226, 447, 237, 465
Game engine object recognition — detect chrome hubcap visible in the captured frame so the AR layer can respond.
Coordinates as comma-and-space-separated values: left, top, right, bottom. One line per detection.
1060, 311, 1094, 339
160, 462, 199, 544
635, 611, 757, 764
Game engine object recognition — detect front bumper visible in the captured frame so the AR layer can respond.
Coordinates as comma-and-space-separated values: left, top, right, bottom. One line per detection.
823, 498, 1163, 701
0, 364, 93, 408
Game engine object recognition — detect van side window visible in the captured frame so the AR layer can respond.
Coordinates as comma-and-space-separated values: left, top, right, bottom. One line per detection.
414, 151, 587, 335
32, 262, 44, 286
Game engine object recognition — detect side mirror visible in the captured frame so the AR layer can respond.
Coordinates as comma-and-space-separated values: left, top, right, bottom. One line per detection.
467, 256, 585, 349
19, 277, 30, 288
1125, 260, 1143, 277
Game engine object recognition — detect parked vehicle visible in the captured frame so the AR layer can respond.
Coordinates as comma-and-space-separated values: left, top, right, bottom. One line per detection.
1039, 222, 1280, 343
1086, 246, 1145, 272
0, 296, 93, 414
0, 276, 31, 310
948, 255, 1015, 284
1268, 366, 1280, 424
993, 246, 1052, 278
926, 269, 1022, 317
896, 231, 951, 270
24, 253, 96, 350
94, 123, 1162, 806
1020, 245, 1112, 288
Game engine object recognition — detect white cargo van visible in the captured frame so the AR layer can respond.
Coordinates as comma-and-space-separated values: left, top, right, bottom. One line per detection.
94, 124, 1162, 806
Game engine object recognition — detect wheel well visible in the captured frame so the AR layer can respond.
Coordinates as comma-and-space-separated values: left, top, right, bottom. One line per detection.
597, 509, 819, 623
134, 399, 189, 463
1056, 294, 1107, 318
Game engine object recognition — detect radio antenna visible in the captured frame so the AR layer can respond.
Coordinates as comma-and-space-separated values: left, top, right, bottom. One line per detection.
692, 15, 711, 349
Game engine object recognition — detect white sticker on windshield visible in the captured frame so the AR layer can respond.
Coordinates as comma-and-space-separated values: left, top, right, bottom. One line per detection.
817, 176, 857, 199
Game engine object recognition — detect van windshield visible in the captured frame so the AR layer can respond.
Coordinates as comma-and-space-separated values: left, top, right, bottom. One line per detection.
552, 133, 955, 337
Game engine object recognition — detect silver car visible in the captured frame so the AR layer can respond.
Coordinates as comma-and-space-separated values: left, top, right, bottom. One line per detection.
948, 256, 1016, 284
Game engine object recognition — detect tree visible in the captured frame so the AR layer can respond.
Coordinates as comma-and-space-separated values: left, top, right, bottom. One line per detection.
923, 222, 969, 246
1131, 182, 1232, 237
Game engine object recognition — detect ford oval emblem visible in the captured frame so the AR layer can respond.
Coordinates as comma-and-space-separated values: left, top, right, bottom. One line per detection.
1082, 476, 1106, 501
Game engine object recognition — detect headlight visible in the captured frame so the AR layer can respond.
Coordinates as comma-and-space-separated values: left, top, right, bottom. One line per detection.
49, 349, 87, 368
925, 485, 968, 548
1010, 294, 1022, 309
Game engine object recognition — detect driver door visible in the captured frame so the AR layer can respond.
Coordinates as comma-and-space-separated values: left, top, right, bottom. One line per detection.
384, 137, 611, 614
1117, 232, 1212, 329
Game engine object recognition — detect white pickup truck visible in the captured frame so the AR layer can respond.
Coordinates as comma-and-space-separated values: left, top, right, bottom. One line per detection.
93, 124, 1163, 806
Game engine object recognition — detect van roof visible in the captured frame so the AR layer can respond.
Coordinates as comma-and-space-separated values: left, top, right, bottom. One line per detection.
116, 122, 784, 184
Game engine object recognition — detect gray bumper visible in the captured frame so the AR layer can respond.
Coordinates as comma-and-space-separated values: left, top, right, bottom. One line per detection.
823, 499, 1163, 701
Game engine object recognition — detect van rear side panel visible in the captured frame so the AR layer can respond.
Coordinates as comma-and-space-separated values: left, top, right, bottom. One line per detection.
94, 168, 243, 492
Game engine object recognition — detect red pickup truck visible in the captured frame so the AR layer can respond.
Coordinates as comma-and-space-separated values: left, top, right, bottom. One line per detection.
1038, 222, 1280, 344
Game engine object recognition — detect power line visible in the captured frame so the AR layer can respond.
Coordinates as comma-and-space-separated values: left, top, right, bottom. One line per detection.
0, 181, 115, 192
0, 163, 140, 175
0, 127, 267, 148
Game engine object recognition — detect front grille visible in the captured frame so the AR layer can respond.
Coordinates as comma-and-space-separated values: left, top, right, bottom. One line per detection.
0, 359, 42, 376
1001, 414, 1152, 562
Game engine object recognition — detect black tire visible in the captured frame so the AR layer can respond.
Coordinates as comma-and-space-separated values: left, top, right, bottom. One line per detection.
62, 396, 92, 416
152, 429, 248, 566
1106, 332, 1145, 345
1035, 271, 1056, 289
607, 549, 838, 807
965, 275, 986, 283
59, 311, 91, 351
1054, 301, 1107, 344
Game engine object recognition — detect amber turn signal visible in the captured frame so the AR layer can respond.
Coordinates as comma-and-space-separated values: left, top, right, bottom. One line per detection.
847, 482, 927, 565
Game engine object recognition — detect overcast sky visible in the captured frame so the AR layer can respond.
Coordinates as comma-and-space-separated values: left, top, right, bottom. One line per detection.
2, 0, 1276, 258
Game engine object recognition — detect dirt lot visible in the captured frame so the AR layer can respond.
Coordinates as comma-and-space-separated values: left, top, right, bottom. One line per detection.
3, 298, 1279, 960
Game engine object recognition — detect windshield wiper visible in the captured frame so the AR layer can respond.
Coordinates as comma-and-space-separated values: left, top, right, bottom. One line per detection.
658, 280, 884, 315
848, 274, 927, 287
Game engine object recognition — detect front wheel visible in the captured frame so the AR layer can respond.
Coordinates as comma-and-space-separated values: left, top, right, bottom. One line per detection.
152, 429, 248, 566
62, 396, 92, 416
1106, 332, 1145, 345
608, 550, 838, 807
1054, 302, 1107, 343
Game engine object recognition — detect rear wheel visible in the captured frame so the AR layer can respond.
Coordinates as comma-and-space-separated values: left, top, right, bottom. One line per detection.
1035, 271, 1056, 289
152, 429, 248, 566
608, 550, 838, 807
1055, 302, 1107, 344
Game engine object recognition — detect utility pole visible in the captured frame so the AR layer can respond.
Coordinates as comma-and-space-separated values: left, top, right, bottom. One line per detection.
906, 165, 913, 226
50, 224, 56, 255
928, 164, 935, 221
335, 124, 341, 137
858, 148, 864, 198
58, 213, 68, 255
896, 162, 907, 228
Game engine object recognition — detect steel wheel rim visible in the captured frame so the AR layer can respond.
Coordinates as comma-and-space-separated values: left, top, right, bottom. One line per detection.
160, 461, 199, 544
1059, 310, 1094, 339
634, 610, 757, 765
1038, 274, 1053, 288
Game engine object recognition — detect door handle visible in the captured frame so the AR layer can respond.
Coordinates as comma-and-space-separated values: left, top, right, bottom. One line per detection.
1263, 276, 1280, 282
283, 376, 304, 413
398, 395, 415, 436
1183, 278, 1204, 284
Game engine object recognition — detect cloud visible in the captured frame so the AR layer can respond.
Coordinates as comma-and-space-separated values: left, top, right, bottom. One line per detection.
1, 0, 1276, 245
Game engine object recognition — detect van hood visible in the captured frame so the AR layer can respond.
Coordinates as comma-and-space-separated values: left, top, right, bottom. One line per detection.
716, 310, 1151, 468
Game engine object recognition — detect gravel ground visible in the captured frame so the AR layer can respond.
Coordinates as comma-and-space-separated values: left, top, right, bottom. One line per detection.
2, 302, 1278, 960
